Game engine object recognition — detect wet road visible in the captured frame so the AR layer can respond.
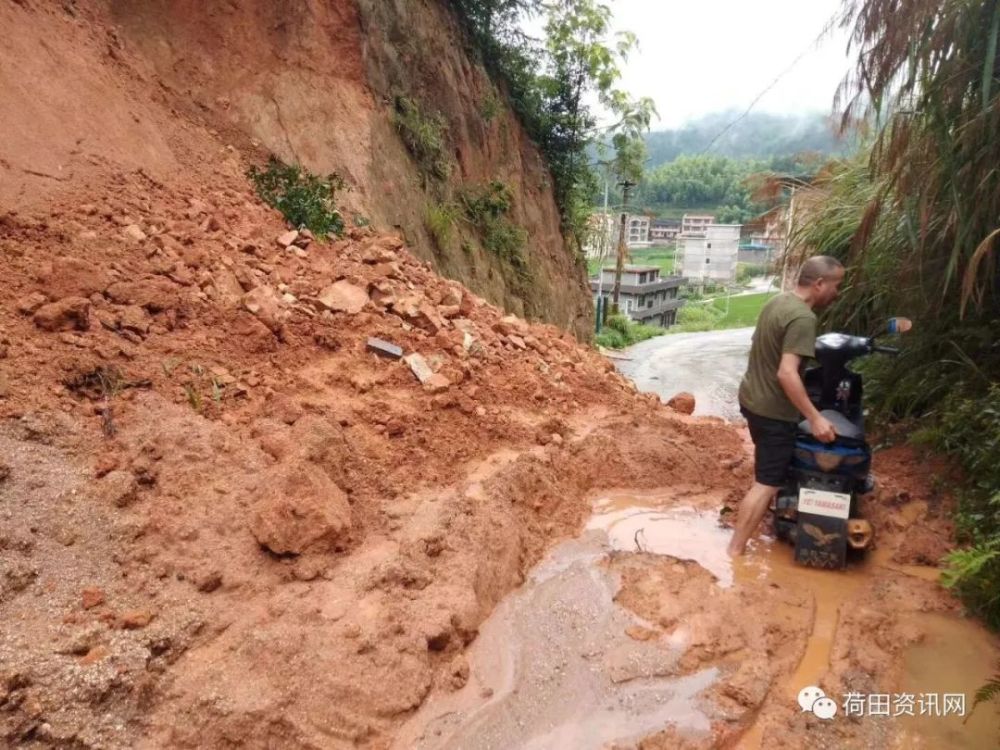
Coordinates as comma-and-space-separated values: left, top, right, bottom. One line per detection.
615, 327, 753, 420
393, 502, 725, 750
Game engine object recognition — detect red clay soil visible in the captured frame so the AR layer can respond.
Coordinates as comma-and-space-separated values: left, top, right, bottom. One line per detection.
0, 3, 746, 746
0, 142, 754, 749
1, 3, 993, 749
2, 171, 992, 750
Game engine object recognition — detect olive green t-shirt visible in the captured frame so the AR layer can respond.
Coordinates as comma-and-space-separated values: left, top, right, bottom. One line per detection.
738, 292, 817, 422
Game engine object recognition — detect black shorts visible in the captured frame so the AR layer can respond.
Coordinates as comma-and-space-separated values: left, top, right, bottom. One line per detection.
740, 405, 797, 487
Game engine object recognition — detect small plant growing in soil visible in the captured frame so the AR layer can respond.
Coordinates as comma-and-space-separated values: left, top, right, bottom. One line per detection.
393, 96, 451, 180
184, 383, 202, 413
458, 180, 532, 294
424, 201, 460, 250
460, 181, 528, 271
248, 157, 346, 237
480, 88, 501, 124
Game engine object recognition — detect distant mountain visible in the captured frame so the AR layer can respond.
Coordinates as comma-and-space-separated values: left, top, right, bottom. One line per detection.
644, 111, 847, 168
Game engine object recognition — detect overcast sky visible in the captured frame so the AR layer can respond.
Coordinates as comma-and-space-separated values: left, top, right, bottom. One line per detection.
601, 0, 854, 128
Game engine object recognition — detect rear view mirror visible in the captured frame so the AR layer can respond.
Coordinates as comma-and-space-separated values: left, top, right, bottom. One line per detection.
887, 317, 913, 334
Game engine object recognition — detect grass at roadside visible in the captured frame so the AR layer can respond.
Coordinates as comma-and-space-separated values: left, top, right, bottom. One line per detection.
710, 292, 776, 327
672, 291, 776, 333
595, 314, 666, 349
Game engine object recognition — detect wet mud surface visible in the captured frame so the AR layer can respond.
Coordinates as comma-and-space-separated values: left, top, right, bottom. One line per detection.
398, 487, 1000, 749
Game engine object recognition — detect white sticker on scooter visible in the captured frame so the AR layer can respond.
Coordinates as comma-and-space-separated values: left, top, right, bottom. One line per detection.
798, 488, 851, 519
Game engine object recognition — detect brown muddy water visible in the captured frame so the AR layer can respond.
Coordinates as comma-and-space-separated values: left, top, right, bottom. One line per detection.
395, 490, 999, 749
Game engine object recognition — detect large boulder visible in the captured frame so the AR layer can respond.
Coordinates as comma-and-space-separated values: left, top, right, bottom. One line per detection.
250, 462, 352, 555
37, 256, 110, 299
316, 280, 369, 314
667, 392, 696, 415
242, 285, 286, 335
105, 278, 179, 312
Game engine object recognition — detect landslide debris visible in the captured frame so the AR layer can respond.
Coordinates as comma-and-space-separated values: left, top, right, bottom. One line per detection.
0, 162, 746, 748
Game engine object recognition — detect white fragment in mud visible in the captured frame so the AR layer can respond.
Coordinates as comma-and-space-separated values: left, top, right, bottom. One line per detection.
123, 224, 147, 243
405, 353, 434, 384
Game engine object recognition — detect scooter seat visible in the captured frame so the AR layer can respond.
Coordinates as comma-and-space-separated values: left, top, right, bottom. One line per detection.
798, 409, 864, 440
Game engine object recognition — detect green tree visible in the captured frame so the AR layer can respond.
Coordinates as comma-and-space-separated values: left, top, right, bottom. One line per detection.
451, 0, 655, 252
632, 154, 767, 220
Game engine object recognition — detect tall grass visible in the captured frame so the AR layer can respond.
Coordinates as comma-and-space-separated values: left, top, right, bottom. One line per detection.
393, 96, 451, 181
425, 201, 460, 250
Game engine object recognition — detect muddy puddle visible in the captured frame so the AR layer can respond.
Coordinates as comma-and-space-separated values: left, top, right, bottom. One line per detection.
395, 490, 999, 749
893, 613, 999, 749
392, 525, 719, 750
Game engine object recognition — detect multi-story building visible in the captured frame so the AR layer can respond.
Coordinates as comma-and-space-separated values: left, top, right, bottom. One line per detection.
590, 265, 685, 327
681, 213, 715, 235
650, 219, 681, 243
626, 214, 651, 248
584, 212, 653, 256
583, 213, 618, 259
677, 224, 742, 285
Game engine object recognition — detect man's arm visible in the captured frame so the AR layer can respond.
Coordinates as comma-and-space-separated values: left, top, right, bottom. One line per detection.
776, 353, 836, 442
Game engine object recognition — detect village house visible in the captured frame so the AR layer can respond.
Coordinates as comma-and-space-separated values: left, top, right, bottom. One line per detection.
590, 265, 685, 327
677, 224, 742, 285
650, 218, 681, 243
626, 214, 651, 248
681, 213, 715, 235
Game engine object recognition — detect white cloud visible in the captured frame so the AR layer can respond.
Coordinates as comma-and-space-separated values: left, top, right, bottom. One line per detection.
606, 0, 853, 127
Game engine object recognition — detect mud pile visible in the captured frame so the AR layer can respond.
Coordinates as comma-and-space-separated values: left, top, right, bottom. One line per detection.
0, 148, 750, 749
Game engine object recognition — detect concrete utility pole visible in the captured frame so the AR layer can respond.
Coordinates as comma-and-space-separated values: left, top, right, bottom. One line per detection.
611, 179, 637, 315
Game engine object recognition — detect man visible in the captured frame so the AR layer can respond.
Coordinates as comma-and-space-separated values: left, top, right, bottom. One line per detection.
726, 255, 845, 556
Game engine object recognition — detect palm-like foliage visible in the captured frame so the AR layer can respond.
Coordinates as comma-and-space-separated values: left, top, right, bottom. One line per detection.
785, 0, 1000, 414
783, 1, 1000, 636
972, 672, 1000, 714
836, 0, 1000, 315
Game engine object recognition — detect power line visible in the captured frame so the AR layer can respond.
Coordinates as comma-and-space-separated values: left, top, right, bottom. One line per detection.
700, 14, 840, 155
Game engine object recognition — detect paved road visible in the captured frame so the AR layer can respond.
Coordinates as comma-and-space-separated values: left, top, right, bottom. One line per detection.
615, 327, 753, 421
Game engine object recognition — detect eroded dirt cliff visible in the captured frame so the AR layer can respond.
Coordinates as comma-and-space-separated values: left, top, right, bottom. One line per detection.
1, 0, 593, 336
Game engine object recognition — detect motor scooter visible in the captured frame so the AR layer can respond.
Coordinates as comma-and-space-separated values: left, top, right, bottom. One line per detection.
772, 317, 912, 568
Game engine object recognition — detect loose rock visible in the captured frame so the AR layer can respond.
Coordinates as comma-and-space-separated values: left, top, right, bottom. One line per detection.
33, 297, 90, 332
242, 285, 286, 335
317, 281, 369, 314
123, 224, 147, 243
405, 354, 435, 385
250, 462, 352, 555
120, 610, 154, 629
81, 587, 106, 610
667, 392, 696, 415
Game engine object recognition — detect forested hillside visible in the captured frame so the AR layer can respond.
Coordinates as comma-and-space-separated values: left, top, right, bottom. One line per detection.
645, 111, 845, 167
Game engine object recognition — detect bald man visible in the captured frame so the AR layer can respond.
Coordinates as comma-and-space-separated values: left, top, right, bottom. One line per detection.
727, 256, 845, 556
